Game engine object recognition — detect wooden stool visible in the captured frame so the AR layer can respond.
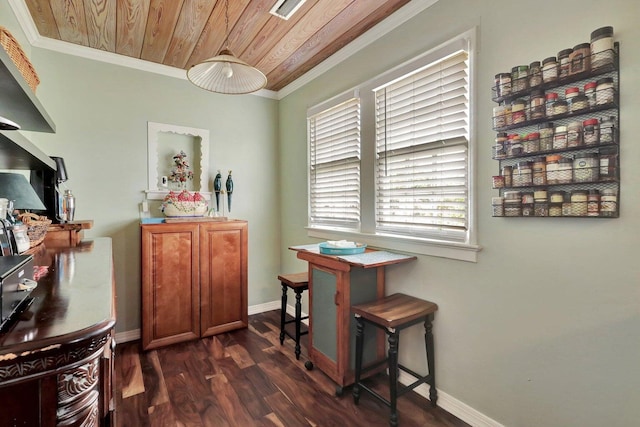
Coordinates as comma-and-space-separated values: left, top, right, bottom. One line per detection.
278, 272, 309, 360
351, 293, 438, 427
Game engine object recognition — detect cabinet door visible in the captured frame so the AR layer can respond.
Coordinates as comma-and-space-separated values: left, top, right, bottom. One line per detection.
200, 221, 248, 336
141, 224, 200, 350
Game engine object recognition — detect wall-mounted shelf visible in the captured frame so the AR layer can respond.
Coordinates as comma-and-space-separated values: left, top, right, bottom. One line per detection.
0, 47, 55, 133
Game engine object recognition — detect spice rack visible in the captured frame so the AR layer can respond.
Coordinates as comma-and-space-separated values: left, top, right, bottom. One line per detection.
490, 34, 620, 218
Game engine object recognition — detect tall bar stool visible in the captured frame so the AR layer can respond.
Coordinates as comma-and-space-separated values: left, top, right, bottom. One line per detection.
278, 272, 309, 360
351, 293, 438, 427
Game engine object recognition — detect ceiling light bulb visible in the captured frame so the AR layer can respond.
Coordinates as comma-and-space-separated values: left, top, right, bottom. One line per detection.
222, 62, 233, 78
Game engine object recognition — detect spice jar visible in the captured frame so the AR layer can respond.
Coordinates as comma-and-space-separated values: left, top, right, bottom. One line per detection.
546, 154, 562, 184
570, 190, 588, 216
509, 134, 523, 156
598, 147, 618, 181
530, 90, 545, 120
545, 92, 559, 116
552, 99, 568, 116
596, 77, 615, 105
573, 152, 599, 182
591, 26, 614, 70
567, 121, 583, 148
599, 116, 616, 144
549, 191, 564, 216
532, 157, 547, 185
513, 161, 533, 187
539, 123, 554, 151
583, 118, 600, 145
503, 191, 522, 217
542, 56, 558, 83
534, 199, 549, 217
492, 197, 504, 217
600, 189, 617, 217
511, 65, 529, 93
493, 132, 508, 159
511, 99, 527, 124
501, 165, 513, 187
493, 105, 507, 129
529, 61, 542, 88
557, 48, 573, 79
569, 43, 591, 75
562, 193, 572, 216
584, 81, 597, 108
553, 125, 568, 150
524, 132, 540, 154
557, 157, 573, 184
570, 94, 589, 113
565, 86, 580, 103
587, 190, 600, 217
495, 72, 512, 98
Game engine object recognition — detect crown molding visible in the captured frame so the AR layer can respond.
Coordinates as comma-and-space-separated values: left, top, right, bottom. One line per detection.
8, 0, 437, 101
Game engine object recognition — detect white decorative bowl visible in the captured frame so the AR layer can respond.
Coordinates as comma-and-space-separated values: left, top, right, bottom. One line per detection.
162, 201, 208, 217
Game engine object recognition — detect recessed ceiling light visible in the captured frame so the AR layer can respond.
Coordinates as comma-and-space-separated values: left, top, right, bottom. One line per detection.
270, 0, 307, 20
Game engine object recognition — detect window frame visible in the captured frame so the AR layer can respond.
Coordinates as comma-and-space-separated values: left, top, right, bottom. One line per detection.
306, 29, 480, 262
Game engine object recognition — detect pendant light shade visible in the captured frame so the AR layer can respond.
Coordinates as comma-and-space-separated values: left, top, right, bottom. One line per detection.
187, 49, 267, 94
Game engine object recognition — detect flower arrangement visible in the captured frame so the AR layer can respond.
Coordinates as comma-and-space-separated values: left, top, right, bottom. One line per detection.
169, 150, 194, 185
162, 190, 208, 217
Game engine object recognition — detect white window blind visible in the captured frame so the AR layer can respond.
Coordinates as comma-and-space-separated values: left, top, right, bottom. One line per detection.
375, 50, 469, 241
308, 97, 361, 228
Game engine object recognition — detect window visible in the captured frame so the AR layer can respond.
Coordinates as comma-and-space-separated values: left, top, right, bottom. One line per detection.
307, 31, 478, 261
374, 50, 469, 242
308, 96, 361, 229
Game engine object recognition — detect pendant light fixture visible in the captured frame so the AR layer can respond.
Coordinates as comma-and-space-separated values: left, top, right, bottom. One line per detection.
187, 0, 267, 94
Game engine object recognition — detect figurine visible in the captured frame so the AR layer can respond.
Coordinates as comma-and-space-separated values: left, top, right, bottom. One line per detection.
213, 170, 222, 212
226, 170, 233, 212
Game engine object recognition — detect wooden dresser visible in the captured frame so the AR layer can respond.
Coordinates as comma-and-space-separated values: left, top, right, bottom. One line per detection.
141, 220, 248, 350
0, 238, 116, 426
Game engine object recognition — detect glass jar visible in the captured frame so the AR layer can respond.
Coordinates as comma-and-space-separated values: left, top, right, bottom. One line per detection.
534, 200, 549, 217
511, 98, 527, 125
584, 81, 597, 108
567, 121, 583, 148
494, 132, 508, 159
530, 90, 545, 119
587, 190, 600, 217
545, 92, 559, 116
513, 161, 533, 187
529, 61, 542, 88
539, 123, 554, 151
502, 165, 513, 187
546, 155, 562, 184
504, 201, 522, 217
552, 99, 568, 116
599, 116, 616, 144
573, 153, 599, 183
10, 224, 30, 254
569, 43, 591, 75
511, 65, 529, 93
598, 147, 618, 181
524, 132, 540, 154
553, 125, 568, 150
583, 118, 600, 146
557, 48, 573, 79
492, 175, 505, 189
509, 134, 523, 156
600, 189, 617, 217
570, 190, 588, 216
557, 157, 573, 184
596, 77, 615, 105
570, 94, 589, 113
495, 72, 512, 98
532, 157, 547, 185
493, 105, 507, 129
492, 197, 504, 217
591, 26, 614, 70
542, 56, 558, 83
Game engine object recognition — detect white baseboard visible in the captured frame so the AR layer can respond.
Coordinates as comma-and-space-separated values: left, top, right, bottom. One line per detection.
115, 302, 498, 427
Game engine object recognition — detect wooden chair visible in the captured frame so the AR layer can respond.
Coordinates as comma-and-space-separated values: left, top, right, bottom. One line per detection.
351, 293, 438, 427
278, 272, 309, 360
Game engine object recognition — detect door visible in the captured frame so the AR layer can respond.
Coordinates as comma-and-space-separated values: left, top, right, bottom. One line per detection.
141, 223, 200, 350
199, 221, 248, 336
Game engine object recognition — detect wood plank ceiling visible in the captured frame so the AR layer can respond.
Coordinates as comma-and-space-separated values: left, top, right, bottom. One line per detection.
23, 0, 412, 92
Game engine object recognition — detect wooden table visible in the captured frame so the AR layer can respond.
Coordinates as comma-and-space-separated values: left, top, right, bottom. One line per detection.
44, 219, 93, 247
290, 244, 416, 394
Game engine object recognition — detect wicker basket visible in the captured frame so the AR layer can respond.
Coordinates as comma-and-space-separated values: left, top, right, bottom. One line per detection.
0, 26, 40, 92
18, 212, 51, 248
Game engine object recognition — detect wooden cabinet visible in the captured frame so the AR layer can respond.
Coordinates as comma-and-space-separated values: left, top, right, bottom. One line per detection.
141, 220, 248, 350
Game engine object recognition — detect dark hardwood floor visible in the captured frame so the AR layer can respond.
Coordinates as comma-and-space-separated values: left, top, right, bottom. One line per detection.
115, 310, 469, 427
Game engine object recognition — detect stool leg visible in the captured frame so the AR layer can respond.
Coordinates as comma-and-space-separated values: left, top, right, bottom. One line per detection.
294, 289, 303, 360
388, 328, 399, 427
279, 283, 287, 345
352, 315, 364, 404
425, 315, 438, 406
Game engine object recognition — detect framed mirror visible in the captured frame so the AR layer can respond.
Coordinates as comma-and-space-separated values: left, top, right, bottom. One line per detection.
146, 122, 210, 200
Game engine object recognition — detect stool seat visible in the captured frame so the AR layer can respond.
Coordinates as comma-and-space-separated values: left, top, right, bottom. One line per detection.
351, 293, 438, 329
352, 293, 438, 427
278, 272, 309, 360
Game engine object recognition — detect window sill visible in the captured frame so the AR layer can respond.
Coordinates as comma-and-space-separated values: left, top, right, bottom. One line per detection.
306, 227, 481, 262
